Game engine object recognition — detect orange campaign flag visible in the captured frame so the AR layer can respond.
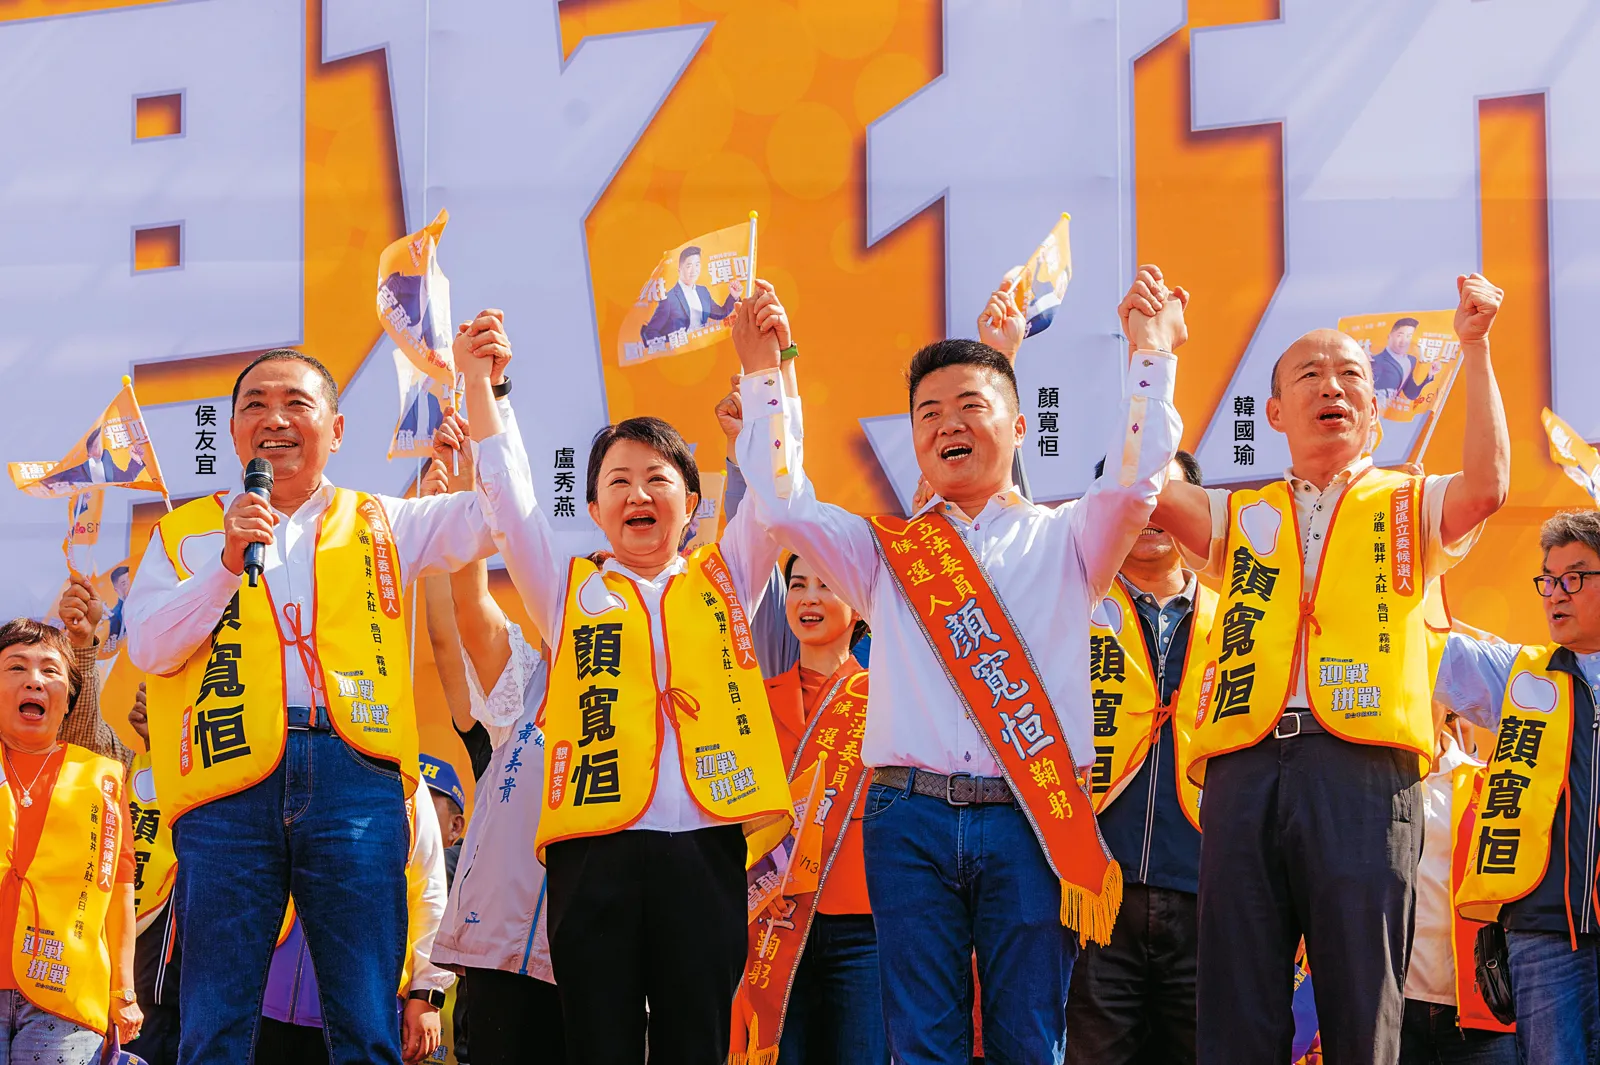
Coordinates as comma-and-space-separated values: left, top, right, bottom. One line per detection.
617, 219, 753, 367
1542, 407, 1600, 505
377, 208, 456, 388
1003, 212, 1073, 338
9, 379, 167, 500
1337, 309, 1460, 424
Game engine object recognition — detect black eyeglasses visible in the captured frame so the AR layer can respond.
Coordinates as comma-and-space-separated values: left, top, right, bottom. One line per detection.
1533, 571, 1600, 596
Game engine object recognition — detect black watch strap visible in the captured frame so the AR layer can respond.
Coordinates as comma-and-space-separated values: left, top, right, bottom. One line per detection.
492, 377, 512, 399
408, 988, 447, 1008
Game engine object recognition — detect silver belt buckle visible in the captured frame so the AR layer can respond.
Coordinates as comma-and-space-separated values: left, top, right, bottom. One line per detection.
1274, 713, 1303, 740
945, 772, 974, 806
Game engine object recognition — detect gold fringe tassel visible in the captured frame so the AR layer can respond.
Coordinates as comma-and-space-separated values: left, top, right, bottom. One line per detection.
728, 1013, 781, 1065
1060, 861, 1124, 947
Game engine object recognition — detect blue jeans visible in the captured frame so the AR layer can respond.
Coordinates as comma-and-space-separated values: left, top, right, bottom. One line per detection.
1508, 929, 1600, 1065
172, 729, 410, 1065
1398, 999, 1519, 1065
0, 989, 103, 1063
777, 913, 889, 1065
861, 776, 1080, 1065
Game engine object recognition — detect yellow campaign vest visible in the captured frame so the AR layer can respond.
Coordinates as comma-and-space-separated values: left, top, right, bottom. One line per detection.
1089, 578, 1218, 831
128, 752, 177, 936
535, 546, 793, 864
145, 489, 418, 822
1458, 645, 1574, 923
1185, 469, 1433, 785
0, 746, 125, 1034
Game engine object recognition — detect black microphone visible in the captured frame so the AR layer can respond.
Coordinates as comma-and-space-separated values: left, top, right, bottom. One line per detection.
242, 458, 274, 588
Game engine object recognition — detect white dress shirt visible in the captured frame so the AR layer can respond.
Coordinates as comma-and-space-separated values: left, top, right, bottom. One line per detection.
733, 354, 1181, 776
679, 281, 705, 330
124, 407, 510, 704
474, 415, 782, 833
407, 789, 455, 994
1405, 733, 1477, 1006
1201, 457, 1482, 709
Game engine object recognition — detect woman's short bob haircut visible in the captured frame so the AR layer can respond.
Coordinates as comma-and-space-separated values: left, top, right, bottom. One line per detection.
0, 619, 82, 714
585, 417, 701, 505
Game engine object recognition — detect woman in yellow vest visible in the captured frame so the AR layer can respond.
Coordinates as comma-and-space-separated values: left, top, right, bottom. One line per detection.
0, 618, 141, 1059
457, 310, 793, 1064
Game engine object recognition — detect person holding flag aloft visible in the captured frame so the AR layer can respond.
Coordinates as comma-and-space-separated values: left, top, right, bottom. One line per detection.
1150, 273, 1509, 1065
123, 348, 503, 1065
728, 266, 1188, 1064
458, 310, 794, 1064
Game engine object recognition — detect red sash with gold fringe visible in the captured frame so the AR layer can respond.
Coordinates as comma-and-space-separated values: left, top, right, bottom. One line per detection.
869, 511, 1121, 945
729, 670, 871, 1064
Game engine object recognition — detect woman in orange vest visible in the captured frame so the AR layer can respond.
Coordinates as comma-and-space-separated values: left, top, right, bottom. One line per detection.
0, 618, 140, 1060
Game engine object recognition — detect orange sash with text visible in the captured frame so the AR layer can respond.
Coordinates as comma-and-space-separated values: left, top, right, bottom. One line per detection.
869, 512, 1122, 945
730, 669, 871, 1064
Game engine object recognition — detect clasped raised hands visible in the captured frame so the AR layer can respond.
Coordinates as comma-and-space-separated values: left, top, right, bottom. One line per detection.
1118, 264, 1189, 354
730, 280, 791, 374
454, 309, 512, 383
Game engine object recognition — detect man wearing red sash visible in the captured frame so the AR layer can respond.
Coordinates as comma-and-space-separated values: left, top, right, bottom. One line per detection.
1151, 274, 1510, 1065
730, 269, 1188, 1063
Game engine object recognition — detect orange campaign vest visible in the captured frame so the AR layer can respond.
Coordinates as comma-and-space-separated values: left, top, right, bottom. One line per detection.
1090, 578, 1218, 831
730, 666, 872, 1064
1449, 760, 1515, 1032
1184, 469, 1434, 786
869, 512, 1122, 945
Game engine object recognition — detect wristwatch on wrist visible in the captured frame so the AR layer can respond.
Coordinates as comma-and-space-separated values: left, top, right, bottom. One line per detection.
492, 376, 512, 399
118, 988, 137, 1004
408, 988, 447, 1009
778, 344, 799, 363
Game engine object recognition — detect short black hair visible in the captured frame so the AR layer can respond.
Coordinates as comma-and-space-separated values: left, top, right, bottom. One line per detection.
231, 349, 340, 413
906, 339, 1019, 413
585, 417, 701, 505
1095, 449, 1202, 486
1391, 317, 1420, 331
679, 245, 702, 266
110, 565, 130, 585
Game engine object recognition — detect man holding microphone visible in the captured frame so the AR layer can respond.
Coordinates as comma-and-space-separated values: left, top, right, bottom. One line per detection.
125, 348, 507, 1065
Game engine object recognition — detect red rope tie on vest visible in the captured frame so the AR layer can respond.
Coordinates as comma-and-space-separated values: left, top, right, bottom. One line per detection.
1298, 592, 1322, 635
281, 602, 329, 712
8, 859, 43, 971
651, 688, 703, 770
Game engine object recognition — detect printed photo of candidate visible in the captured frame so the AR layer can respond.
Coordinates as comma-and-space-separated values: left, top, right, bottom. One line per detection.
640, 245, 744, 345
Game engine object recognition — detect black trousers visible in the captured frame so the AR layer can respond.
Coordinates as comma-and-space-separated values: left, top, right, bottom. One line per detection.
546, 825, 748, 1065
1196, 733, 1424, 1065
1065, 882, 1197, 1065
463, 967, 566, 1064
253, 1016, 330, 1064
125, 1001, 181, 1065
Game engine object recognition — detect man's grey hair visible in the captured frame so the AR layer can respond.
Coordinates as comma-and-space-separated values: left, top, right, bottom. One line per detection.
1540, 509, 1600, 560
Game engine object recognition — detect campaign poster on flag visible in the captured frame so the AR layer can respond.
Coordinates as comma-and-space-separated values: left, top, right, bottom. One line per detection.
744, 755, 825, 923
617, 221, 750, 367
1004, 213, 1073, 338
1337, 310, 1459, 423
46, 554, 136, 677
1542, 407, 1600, 505
378, 208, 456, 387
9, 381, 167, 499
389, 351, 455, 461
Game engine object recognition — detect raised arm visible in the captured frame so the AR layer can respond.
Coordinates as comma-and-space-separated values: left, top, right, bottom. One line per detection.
978, 278, 1035, 503
57, 577, 135, 766
1070, 266, 1187, 598
1433, 631, 1519, 734
459, 309, 565, 638
1440, 274, 1510, 547
730, 282, 881, 617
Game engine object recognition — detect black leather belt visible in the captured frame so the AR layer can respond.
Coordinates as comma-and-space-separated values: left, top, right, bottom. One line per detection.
286, 705, 332, 732
1272, 710, 1327, 740
873, 766, 1014, 806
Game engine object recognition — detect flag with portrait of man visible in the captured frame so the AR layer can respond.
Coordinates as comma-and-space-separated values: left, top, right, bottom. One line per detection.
9, 379, 167, 499
617, 219, 752, 367
1338, 309, 1459, 424
1004, 212, 1073, 338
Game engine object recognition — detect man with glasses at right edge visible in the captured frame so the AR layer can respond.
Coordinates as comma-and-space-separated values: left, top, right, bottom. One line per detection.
1442, 508, 1600, 1065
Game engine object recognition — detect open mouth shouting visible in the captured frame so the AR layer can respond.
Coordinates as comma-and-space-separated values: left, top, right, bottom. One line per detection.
14, 698, 45, 723
623, 510, 658, 531
1315, 404, 1354, 429
939, 442, 974, 464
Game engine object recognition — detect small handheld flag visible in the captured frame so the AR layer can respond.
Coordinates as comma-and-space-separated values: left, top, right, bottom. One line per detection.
996, 213, 1073, 338
10, 378, 168, 500
617, 217, 754, 367
1543, 407, 1600, 505
378, 208, 456, 387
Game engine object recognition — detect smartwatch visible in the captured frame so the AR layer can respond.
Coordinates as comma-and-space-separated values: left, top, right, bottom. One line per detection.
778, 345, 799, 363
492, 377, 513, 399
408, 988, 447, 1009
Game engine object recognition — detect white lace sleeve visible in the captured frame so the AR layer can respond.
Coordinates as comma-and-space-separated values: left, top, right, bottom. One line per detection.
462, 619, 542, 733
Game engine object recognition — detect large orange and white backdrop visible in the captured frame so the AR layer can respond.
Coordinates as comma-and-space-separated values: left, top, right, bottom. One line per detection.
3, 0, 1592, 801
